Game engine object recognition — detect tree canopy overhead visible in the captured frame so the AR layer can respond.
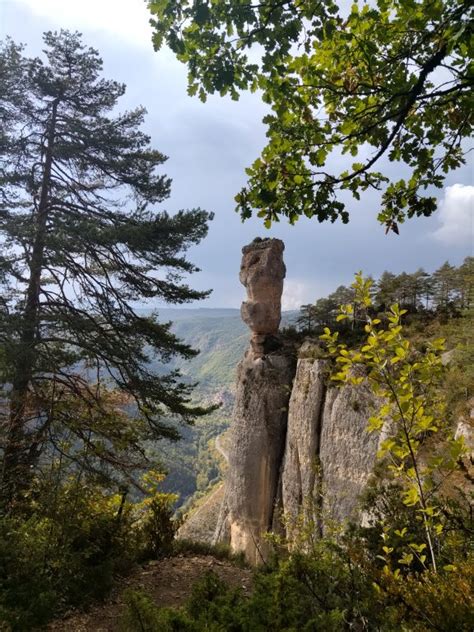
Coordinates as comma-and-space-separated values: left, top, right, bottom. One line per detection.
149, 0, 473, 231
0, 30, 213, 506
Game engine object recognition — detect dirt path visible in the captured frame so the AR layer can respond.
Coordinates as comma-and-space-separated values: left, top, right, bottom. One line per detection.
48, 554, 252, 632
176, 483, 225, 542
215, 434, 229, 463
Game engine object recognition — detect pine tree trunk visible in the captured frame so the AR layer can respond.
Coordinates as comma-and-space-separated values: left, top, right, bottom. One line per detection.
1, 100, 58, 510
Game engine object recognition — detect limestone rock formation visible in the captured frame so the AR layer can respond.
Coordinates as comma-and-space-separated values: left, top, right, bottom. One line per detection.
279, 353, 329, 541
220, 346, 295, 564
240, 238, 286, 357
318, 371, 379, 525
177, 484, 225, 544
214, 237, 295, 564
210, 240, 381, 564
279, 347, 379, 543
455, 398, 474, 454
178, 243, 470, 562
455, 398, 474, 481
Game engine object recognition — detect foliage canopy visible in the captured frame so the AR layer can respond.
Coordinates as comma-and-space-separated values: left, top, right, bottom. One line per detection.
149, 0, 473, 230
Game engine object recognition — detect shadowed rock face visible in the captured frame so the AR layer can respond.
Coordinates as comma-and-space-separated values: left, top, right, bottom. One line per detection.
240, 238, 285, 357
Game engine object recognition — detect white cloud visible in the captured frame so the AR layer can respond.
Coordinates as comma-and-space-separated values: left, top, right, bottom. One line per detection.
432, 184, 474, 247
282, 279, 311, 311
16, 0, 153, 45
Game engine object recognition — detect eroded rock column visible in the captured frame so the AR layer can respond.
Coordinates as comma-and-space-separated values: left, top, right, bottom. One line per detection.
240, 238, 285, 358
217, 238, 295, 564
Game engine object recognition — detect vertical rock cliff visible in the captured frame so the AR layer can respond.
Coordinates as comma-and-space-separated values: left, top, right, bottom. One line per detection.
222, 347, 295, 564
215, 238, 296, 564
214, 239, 380, 564
280, 348, 379, 543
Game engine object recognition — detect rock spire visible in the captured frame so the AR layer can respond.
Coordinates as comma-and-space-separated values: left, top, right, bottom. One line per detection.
240, 238, 285, 357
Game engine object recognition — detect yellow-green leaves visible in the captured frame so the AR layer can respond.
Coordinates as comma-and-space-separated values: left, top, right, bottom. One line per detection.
398, 552, 414, 566
319, 272, 464, 573
403, 487, 420, 507
368, 415, 384, 432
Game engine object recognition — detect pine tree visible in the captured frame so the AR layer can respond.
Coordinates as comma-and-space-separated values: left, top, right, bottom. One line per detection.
328, 285, 355, 309
432, 262, 457, 311
456, 257, 474, 310
296, 304, 317, 333
375, 272, 398, 310
410, 268, 432, 311
311, 297, 337, 329
0, 31, 212, 508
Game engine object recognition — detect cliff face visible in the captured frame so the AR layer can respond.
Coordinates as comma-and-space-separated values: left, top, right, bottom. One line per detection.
219, 346, 296, 564
214, 238, 380, 563
280, 351, 379, 543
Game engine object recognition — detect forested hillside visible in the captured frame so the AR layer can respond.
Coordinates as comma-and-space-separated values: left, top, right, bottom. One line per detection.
295, 258, 473, 336
160, 309, 248, 390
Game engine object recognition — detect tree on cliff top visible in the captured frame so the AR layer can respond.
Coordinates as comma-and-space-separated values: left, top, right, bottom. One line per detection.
148, 0, 472, 231
0, 30, 212, 508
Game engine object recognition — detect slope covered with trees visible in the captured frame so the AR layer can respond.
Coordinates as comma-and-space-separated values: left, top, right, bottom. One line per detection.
295, 258, 473, 336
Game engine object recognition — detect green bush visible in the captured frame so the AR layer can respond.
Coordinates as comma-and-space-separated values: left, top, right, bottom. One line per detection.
122, 535, 474, 632
138, 494, 176, 559
121, 572, 244, 632
0, 475, 177, 630
121, 589, 186, 632
0, 516, 59, 630
0, 484, 134, 630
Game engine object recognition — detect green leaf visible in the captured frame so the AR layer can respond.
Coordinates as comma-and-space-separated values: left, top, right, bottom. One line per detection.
398, 553, 414, 566
403, 487, 419, 506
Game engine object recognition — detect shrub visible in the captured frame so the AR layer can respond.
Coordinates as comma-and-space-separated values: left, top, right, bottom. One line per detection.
0, 482, 135, 630
0, 516, 59, 630
0, 473, 177, 630
121, 572, 245, 632
122, 535, 474, 632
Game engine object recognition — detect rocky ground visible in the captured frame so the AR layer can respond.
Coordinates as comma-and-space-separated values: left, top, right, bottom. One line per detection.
176, 430, 231, 544
48, 554, 252, 632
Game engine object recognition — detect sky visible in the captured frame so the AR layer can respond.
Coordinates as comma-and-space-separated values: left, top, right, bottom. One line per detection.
1, 0, 473, 310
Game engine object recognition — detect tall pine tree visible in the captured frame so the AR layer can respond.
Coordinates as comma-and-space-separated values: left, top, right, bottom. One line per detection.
0, 31, 212, 508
